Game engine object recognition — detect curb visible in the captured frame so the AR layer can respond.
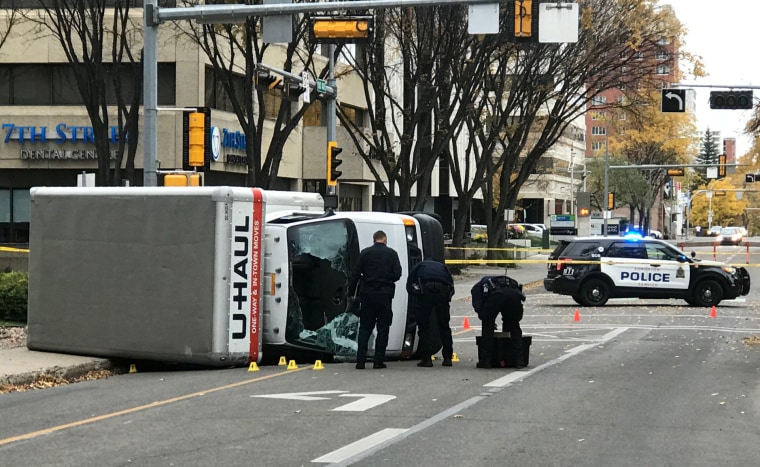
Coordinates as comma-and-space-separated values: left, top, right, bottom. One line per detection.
0, 359, 115, 387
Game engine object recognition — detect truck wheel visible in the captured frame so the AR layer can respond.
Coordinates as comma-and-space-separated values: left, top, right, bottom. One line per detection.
692, 279, 723, 307
579, 279, 610, 307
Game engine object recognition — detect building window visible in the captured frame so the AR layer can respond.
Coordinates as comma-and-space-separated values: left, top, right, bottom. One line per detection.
591, 96, 607, 105
0, 63, 175, 106
303, 101, 324, 127
635, 51, 644, 60
591, 111, 605, 120
655, 51, 669, 60
591, 141, 606, 151
0, 188, 30, 244
339, 104, 368, 128
619, 112, 627, 120
554, 199, 564, 215
656, 65, 670, 75
591, 126, 607, 135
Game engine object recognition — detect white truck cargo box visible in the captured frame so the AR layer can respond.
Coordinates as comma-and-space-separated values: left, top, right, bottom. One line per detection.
27, 186, 323, 366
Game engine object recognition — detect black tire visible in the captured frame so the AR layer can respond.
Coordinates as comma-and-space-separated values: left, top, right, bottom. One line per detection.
579, 278, 610, 307
571, 294, 583, 305
691, 279, 724, 307
684, 298, 699, 307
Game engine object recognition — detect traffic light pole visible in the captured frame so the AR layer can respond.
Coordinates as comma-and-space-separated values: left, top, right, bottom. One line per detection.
326, 44, 337, 198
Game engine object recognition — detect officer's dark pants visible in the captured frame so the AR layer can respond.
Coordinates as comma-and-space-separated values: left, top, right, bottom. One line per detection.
480, 298, 524, 367
415, 283, 454, 360
356, 292, 393, 364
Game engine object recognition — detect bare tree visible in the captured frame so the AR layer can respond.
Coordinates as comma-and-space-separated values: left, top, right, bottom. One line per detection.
0, 0, 19, 50
27, 0, 142, 186
176, 0, 330, 188
338, 5, 477, 212
449, 0, 691, 252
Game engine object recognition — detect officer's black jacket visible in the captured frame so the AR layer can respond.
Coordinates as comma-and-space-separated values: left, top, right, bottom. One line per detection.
406, 259, 453, 294
349, 242, 402, 296
470, 275, 525, 316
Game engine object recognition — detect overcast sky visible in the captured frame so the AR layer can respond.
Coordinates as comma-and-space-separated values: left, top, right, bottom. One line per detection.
665, 1, 758, 156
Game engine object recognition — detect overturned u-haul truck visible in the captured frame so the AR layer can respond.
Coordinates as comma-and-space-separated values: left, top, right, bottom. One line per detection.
27, 187, 443, 367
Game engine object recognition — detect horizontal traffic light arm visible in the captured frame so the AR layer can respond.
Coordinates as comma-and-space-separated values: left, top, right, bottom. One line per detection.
607, 163, 741, 170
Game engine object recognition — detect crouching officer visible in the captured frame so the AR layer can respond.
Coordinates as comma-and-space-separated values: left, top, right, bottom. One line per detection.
471, 275, 525, 369
407, 258, 455, 367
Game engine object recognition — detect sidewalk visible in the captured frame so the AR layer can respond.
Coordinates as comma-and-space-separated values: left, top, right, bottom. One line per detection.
0, 256, 550, 389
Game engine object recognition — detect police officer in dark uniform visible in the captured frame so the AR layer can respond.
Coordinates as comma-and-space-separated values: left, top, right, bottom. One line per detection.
348, 230, 402, 369
471, 275, 526, 369
406, 258, 455, 368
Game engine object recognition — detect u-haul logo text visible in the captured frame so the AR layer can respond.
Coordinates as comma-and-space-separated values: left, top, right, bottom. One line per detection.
231, 215, 250, 340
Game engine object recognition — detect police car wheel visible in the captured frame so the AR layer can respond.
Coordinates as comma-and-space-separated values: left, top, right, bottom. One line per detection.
579, 278, 610, 307
692, 279, 723, 307
572, 294, 583, 305
684, 298, 699, 307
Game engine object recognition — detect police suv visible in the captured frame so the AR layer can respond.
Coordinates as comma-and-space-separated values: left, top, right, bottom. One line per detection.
544, 234, 750, 307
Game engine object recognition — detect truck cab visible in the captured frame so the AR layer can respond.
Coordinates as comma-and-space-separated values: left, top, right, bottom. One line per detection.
262, 210, 443, 362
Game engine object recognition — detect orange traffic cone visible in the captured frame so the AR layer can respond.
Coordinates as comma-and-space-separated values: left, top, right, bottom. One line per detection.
463, 317, 471, 330
710, 305, 717, 318
573, 309, 581, 322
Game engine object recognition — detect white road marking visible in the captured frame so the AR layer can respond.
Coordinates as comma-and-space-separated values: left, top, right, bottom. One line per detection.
484, 327, 629, 388
311, 428, 408, 464
332, 394, 396, 412
252, 390, 347, 401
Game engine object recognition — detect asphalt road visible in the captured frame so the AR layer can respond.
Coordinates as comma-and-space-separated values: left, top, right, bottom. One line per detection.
1, 244, 759, 466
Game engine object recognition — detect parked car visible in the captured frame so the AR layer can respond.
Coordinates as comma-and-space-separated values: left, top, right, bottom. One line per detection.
707, 226, 722, 237
716, 227, 743, 245
470, 224, 488, 243
647, 229, 663, 239
507, 224, 526, 239
514, 223, 545, 236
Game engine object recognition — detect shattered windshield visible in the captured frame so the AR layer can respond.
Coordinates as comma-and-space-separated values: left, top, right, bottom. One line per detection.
286, 219, 360, 358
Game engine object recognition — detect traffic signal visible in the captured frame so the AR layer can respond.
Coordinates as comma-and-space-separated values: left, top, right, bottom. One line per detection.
709, 90, 753, 109
310, 16, 374, 43
182, 108, 211, 171
282, 82, 306, 101
607, 192, 614, 210
255, 70, 281, 90
187, 112, 205, 167
327, 141, 342, 186
576, 192, 590, 217
666, 168, 685, 176
514, 1, 532, 38
718, 153, 727, 178
509, 0, 538, 42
